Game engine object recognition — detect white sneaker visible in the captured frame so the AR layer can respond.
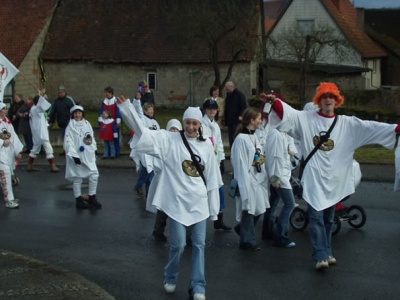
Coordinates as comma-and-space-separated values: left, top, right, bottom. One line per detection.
315, 260, 329, 270
5, 200, 19, 209
193, 293, 206, 300
328, 255, 337, 265
163, 282, 176, 293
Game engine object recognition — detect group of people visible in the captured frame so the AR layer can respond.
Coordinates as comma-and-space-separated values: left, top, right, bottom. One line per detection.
3, 80, 400, 300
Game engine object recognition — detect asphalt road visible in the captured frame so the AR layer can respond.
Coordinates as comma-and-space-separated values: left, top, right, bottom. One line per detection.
1, 165, 400, 299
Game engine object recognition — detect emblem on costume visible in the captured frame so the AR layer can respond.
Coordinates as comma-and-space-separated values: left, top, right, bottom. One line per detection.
182, 154, 204, 178
313, 135, 334, 151
82, 132, 93, 146
252, 148, 264, 173
0, 128, 11, 140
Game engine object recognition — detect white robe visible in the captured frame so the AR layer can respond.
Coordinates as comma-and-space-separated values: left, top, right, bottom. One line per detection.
264, 128, 293, 189
269, 101, 397, 210
64, 119, 98, 181
231, 133, 270, 221
119, 100, 221, 226
29, 96, 51, 145
201, 115, 225, 163
0, 118, 23, 172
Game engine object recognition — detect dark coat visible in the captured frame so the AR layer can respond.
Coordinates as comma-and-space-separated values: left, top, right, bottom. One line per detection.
224, 89, 247, 127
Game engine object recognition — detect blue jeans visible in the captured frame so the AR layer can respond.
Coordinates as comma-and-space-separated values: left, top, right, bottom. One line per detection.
308, 204, 335, 262
164, 218, 206, 295
136, 163, 154, 195
264, 186, 295, 246
103, 140, 115, 157
239, 210, 261, 247
218, 186, 226, 210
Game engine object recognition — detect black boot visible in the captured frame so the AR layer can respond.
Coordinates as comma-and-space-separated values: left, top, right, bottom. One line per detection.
88, 195, 102, 209
76, 196, 89, 209
214, 213, 232, 231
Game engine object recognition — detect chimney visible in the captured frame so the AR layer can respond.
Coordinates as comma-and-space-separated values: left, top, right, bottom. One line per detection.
357, 8, 365, 29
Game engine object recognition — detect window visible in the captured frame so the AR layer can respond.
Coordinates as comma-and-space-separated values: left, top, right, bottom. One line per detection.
147, 72, 157, 90
297, 19, 315, 36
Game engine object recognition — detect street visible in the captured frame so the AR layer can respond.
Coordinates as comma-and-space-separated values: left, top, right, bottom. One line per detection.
1, 165, 400, 299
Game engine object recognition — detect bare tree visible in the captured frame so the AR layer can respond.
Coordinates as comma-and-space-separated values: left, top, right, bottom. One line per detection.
267, 21, 354, 103
163, 0, 258, 92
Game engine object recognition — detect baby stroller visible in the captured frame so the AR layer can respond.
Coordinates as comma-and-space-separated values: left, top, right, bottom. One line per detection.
289, 159, 367, 236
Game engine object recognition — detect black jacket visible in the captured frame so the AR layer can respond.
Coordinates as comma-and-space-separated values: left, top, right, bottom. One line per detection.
224, 89, 247, 126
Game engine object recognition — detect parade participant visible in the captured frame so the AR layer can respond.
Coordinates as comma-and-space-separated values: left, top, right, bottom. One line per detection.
263, 128, 297, 247
262, 82, 400, 270
117, 94, 221, 300
202, 98, 231, 230
27, 92, 59, 173
64, 105, 101, 209
0, 103, 24, 209
231, 107, 270, 251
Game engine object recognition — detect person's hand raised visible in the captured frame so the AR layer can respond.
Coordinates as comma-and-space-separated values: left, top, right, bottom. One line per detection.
117, 95, 128, 104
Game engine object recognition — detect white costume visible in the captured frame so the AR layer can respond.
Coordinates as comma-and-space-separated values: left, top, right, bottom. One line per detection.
129, 99, 160, 172
201, 115, 225, 164
29, 96, 54, 159
270, 100, 397, 210
119, 101, 221, 226
64, 115, 98, 198
0, 116, 23, 203
231, 132, 270, 221
264, 128, 295, 189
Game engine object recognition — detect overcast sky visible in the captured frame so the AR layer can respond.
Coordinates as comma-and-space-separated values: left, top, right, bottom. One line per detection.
353, 0, 400, 8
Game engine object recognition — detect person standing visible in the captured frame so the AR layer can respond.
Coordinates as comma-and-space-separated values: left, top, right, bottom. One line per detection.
224, 81, 247, 149
8, 93, 25, 133
48, 85, 75, 156
207, 86, 225, 127
263, 82, 400, 270
202, 98, 231, 231
27, 92, 59, 173
17, 96, 34, 153
138, 80, 155, 106
98, 86, 122, 157
99, 110, 118, 159
0, 102, 24, 209
262, 128, 297, 247
64, 105, 101, 209
118, 95, 221, 300
231, 107, 270, 251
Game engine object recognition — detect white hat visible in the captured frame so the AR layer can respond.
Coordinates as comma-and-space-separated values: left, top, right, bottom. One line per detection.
0, 103, 6, 110
70, 105, 84, 114
182, 107, 202, 123
166, 119, 182, 131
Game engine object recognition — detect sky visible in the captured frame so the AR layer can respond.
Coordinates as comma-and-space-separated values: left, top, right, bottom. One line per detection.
352, 0, 400, 8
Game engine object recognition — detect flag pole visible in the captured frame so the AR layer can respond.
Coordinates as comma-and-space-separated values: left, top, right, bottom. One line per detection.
17, 71, 40, 92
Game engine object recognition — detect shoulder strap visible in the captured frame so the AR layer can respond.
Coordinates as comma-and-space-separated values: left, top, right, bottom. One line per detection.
180, 131, 207, 186
299, 115, 338, 181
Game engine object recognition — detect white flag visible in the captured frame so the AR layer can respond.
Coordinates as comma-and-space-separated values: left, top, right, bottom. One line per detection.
0, 52, 20, 102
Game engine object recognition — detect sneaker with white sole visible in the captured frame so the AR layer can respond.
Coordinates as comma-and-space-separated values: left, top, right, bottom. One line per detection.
315, 260, 329, 270
5, 200, 19, 209
193, 293, 206, 300
164, 282, 176, 293
328, 255, 337, 265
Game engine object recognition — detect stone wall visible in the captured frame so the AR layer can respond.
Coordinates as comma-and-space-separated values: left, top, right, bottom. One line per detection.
40, 61, 256, 109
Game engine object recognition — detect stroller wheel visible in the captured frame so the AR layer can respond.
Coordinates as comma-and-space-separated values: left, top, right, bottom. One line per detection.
347, 205, 367, 228
12, 176, 20, 186
290, 207, 308, 231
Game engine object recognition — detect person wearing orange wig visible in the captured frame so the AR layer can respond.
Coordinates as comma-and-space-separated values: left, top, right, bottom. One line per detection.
259, 82, 400, 271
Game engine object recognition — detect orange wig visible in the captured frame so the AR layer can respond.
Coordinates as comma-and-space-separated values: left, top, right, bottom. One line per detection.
313, 82, 345, 108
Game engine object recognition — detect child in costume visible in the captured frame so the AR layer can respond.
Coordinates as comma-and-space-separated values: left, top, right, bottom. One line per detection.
0, 102, 24, 208
64, 105, 101, 209
99, 110, 118, 159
